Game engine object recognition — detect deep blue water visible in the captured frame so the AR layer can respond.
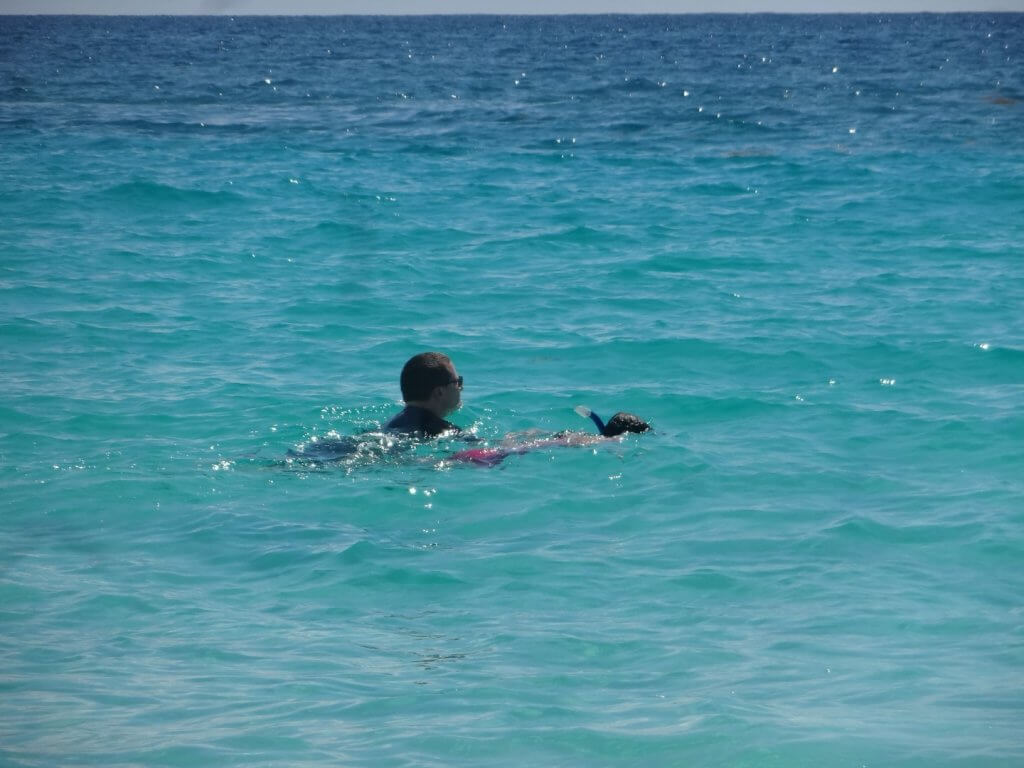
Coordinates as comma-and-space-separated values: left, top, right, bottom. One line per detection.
1, 13, 1023, 767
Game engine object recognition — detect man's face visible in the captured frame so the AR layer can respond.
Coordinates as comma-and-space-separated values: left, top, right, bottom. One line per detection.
438, 363, 462, 416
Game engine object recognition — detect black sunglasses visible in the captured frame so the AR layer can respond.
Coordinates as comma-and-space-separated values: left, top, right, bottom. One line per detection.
448, 375, 464, 389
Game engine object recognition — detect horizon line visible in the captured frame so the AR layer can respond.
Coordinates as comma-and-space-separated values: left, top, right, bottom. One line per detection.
2, 9, 1021, 14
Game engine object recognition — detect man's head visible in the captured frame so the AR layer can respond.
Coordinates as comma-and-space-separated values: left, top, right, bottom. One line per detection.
399, 351, 462, 417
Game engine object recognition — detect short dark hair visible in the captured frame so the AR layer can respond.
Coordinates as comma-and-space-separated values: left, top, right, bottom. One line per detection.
602, 412, 650, 437
400, 352, 454, 402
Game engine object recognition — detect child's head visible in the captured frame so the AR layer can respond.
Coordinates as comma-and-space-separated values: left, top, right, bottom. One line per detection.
602, 412, 650, 437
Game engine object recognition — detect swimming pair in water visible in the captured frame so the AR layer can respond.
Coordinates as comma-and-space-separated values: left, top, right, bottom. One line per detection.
385, 351, 649, 466
288, 351, 649, 467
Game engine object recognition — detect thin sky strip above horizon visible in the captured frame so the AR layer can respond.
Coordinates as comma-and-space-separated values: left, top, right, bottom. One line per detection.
2, 0, 1023, 13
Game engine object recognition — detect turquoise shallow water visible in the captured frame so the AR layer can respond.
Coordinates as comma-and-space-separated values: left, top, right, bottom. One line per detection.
2, 13, 1023, 766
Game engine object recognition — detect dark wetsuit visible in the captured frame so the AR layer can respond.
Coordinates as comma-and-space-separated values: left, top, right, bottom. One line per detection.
385, 405, 461, 437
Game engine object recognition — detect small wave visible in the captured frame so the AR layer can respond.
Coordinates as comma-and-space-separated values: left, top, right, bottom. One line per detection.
345, 566, 467, 589
609, 120, 654, 134
486, 224, 623, 250
288, 220, 379, 247
586, 76, 667, 96
683, 394, 787, 421
725, 146, 778, 158
984, 344, 1024, 364
684, 181, 755, 197
669, 568, 743, 591
98, 180, 246, 208
62, 592, 160, 619
336, 538, 382, 566
104, 117, 268, 135
0, 89, 35, 104
394, 141, 470, 157
820, 516, 984, 546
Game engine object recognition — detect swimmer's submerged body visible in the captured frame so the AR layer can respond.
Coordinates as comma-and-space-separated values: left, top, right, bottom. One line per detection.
284, 407, 650, 469
449, 408, 650, 467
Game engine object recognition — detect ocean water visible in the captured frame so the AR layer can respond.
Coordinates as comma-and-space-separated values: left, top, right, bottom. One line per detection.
2, 12, 1023, 766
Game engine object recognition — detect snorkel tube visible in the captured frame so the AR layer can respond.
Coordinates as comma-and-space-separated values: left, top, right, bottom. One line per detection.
574, 405, 607, 435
